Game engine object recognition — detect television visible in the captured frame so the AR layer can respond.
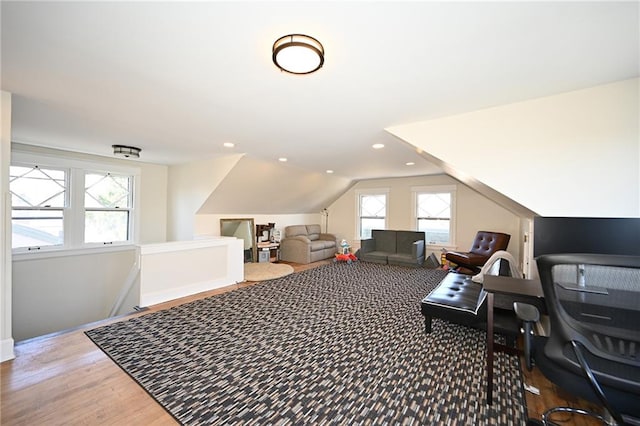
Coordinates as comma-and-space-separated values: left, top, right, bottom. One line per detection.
533, 217, 640, 257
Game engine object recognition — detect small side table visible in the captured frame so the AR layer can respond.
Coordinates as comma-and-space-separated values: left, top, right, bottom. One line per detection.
257, 242, 280, 263
483, 275, 544, 405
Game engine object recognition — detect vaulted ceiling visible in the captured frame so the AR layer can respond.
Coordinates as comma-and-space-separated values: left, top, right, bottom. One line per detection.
2, 1, 638, 181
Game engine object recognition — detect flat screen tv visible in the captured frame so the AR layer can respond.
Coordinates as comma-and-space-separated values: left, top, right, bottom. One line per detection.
533, 217, 640, 257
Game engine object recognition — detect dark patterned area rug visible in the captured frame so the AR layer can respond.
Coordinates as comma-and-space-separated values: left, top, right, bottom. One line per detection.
86, 262, 527, 425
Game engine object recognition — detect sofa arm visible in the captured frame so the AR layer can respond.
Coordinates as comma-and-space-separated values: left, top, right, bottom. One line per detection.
360, 238, 376, 254
280, 237, 312, 264
291, 235, 311, 243
319, 233, 337, 242
412, 240, 425, 258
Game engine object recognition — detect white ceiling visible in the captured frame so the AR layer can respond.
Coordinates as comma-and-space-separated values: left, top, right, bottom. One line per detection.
2, 1, 638, 180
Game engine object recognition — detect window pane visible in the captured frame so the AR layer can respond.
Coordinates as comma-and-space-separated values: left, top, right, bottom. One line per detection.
418, 193, 450, 218
361, 218, 385, 239
85, 211, 129, 243
360, 195, 386, 217
417, 191, 453, 245
10, 166, 66, 207
419, 218, 450, 244
85, 173, 131, 208
12, 210, 64, 248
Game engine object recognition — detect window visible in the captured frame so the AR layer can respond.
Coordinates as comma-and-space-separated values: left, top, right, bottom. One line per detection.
357, 190, 388, 239
84, 172, 133, 244
10, 152, 139, 253
10, 165, 67, 249
414, 185, 456, 246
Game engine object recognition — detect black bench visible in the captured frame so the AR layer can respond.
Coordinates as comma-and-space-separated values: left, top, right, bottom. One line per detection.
420, 262, 540, 344
421, 273, 488, 333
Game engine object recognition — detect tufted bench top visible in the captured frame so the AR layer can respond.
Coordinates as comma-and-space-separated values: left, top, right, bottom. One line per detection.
422, 273, 487, 315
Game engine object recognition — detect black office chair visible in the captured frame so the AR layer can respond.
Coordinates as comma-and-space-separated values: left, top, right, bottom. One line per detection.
516, 253, 640, 426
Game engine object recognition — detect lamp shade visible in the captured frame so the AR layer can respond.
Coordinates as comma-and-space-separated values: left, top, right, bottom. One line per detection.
272, 34, 324, 75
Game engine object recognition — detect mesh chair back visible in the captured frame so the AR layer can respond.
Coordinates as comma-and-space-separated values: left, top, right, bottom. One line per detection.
536, 253, 640, 395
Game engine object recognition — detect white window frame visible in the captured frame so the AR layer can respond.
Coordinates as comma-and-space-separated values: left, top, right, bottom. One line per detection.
11, 151, 141, 258
411, 184, 457, 248
355, 188, 389, 240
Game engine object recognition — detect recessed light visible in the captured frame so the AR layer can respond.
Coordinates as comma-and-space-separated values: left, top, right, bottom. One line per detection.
372, 144, 384, 149
223, 142, 235, 148
326, 170, 334, 174
278, 157, 288, 162
405, 162, 415, 166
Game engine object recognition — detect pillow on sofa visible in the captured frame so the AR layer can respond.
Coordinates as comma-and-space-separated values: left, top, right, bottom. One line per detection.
286, 225, 308, 238
306, 224, 321, 240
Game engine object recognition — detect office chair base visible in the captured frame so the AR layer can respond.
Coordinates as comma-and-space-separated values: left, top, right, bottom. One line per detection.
529, 406, 612, 426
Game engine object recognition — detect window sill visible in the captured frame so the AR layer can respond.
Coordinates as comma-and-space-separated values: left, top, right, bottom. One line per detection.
426, 244, 458, 251
12, 244, 137, 262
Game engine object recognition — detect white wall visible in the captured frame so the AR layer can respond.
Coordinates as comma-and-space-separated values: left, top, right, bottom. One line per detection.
167, 154, 243, 241
138, 238, 243, 307
12, 249, 137, 341
1, 91, 15, 361
327, 174, 522, 262
387, 78, 640, 217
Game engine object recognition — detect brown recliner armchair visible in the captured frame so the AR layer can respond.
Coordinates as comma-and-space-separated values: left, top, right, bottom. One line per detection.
446, 231, 511, 274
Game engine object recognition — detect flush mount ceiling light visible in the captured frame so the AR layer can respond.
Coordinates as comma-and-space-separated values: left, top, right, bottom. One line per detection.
112, 145, 141, 158
272, 34, 324, 75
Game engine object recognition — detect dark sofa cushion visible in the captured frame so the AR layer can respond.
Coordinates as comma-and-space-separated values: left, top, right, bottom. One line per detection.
372, 229, 396, 253
361, 251, 389, 264
396, 231, 424, 254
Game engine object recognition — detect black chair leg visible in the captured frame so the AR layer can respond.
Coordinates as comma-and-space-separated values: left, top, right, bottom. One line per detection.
522, 320, 534, 370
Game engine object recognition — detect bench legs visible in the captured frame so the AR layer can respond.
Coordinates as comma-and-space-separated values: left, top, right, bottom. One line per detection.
424, 316, 432, 333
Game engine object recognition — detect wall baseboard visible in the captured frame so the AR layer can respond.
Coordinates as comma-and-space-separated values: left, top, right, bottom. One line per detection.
1, 338, 15, 362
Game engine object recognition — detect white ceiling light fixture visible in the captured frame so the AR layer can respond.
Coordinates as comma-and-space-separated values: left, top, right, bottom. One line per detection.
272, 34, 324, 75
372, 144, 385, 149
112, 145, 141, 158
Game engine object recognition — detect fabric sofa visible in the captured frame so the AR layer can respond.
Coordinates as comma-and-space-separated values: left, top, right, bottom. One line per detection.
279, 224, 337, 264
358, 229, 425, 267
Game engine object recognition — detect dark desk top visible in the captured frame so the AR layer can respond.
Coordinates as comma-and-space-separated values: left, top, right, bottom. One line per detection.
482, 275, 544, 298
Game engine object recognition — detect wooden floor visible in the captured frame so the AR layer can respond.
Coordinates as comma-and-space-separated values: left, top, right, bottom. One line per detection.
1, 261, 603, 425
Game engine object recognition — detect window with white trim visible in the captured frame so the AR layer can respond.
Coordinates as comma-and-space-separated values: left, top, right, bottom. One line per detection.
413, 185, 456, 246
10, 165, 67, 250
357, 190, 388, 239
84, 172, 133, 244
10, 153, 138, 253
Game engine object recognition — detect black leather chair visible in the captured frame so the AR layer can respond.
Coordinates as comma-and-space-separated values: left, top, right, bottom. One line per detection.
516, 253, 640, 425
446, 231, 510, 274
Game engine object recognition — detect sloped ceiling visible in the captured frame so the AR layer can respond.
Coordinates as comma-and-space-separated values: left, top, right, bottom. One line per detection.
2, 1, 637, 182
198, 155, 354, 214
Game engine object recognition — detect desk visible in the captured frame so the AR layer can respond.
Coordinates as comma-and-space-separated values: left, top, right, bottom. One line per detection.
483, 275, 543, 405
